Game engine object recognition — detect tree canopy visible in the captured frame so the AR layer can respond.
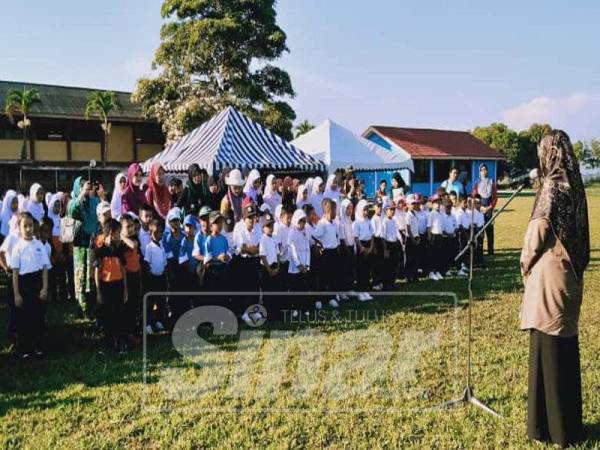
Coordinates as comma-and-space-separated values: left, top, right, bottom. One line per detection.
133, 0, 296, 142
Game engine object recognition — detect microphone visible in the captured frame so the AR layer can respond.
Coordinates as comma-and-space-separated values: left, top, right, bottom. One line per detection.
505, 168, 540, 187
529, 168, 540, 181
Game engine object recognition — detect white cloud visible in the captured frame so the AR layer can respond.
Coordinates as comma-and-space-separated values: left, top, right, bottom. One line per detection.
502, 93, 600, 141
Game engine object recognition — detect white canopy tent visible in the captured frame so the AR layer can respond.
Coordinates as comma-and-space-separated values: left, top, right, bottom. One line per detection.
291, 119, 414, 172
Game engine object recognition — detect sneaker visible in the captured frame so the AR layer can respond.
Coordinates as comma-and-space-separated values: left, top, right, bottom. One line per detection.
20, 352, 30, 360
347, 290, 358, 298
445, 270, 453, 277
429, 272, 439, 281
304, 311, 310, 317
372, 283, 383, 291
291, 310, 299, 318
145, 325, 154, 335
34, 349, 45, 358
155, 321, 165, 331
460, 263, 468, 271
339, 294, 349, 301
458, 270, 468, 278
329, 299, 339, 308
315, 301, 323, 310
359, 293, 373, 301
435, 272, 444, 280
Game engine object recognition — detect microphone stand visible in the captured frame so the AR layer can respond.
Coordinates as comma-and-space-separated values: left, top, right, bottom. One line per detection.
439, 183, 526, 417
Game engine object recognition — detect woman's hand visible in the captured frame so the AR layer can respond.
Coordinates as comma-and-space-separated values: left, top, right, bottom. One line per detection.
14, 294, 23, 308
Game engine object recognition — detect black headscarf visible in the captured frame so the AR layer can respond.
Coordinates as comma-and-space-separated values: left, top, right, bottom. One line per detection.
531, 130, 589, 280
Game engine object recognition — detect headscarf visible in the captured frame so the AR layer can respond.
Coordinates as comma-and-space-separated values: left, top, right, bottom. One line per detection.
310, 177, 324, 217
531, 130, 589, 280
46, 192, 63, 236
26, 183, 45, 222
121, 163, 146, 215
185, 164, 207, 206
71, 176, 83, 198
324, 174, 340, 203
288, 209, 310, 253
475, 163, 493, 199
296, 184, 309, 209
274, 204, 283, 225
338, 198, 354, 246
145, 163, 171, 219
67, 176, 99, 238
45, 192, 52, 208
17, 194, 26, 213
355, 199, 369, 222
204, 175, 222, 211
263, 174, 282, 211
0, 190, 18, 236
304, 178, 314, 199
243, 169, 261, 203
111, 172, 127, 219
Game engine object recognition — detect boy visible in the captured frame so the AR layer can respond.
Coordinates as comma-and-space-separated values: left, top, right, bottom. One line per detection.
163, 207, 186, 324
144, 219, 168, 334
404, 195, 421, 283
94, 219, 128, 350
203, 211, 231, 303
138, 204, 154, 257
454, 195, 469, 276
259, 213, 281, 319
441, 200, 459, 277
370, 199, 384, 291
381, 200, 400, 290
120, 214, 142, 338
11, 212, 51, 359
178, 214, 199, 301
426, 195, 444, 281
312, 198, 340, 308
274, 204, 293, 290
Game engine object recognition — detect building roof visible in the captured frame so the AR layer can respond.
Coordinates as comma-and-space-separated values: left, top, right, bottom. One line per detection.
0, 80, 145, 122
364, 126, 506, 160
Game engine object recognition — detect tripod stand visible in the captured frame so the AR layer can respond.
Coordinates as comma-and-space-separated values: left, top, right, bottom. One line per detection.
439, 184, 525, 417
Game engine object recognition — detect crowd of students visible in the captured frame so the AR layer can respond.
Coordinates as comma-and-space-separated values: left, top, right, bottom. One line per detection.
0, 162, 496, 359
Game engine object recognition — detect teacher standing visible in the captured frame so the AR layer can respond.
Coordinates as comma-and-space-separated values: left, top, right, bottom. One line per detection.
520, 130, 589, 447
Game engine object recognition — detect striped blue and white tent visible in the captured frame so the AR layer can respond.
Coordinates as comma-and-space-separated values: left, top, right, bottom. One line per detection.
142, 106, 325, 174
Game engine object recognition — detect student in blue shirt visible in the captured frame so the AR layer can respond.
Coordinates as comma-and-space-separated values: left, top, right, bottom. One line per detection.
162, 207, 185, 325
203, 211, 231, 306
178, 214, 199, 306
440, 167, 464, 197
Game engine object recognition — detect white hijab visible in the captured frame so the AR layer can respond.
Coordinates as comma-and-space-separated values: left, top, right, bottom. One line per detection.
310, 177, 324, 217
263, 174, 282, 211
323, 174, 339, 202
288, 209, 310, 252
338, 198, 354, 246
111, 172, 127, 219
296, 184, 309, 209
0, 190, 18, 236
46, 192, 63, 237
355, 199, 369, 222
243, 169, 261, 202
26, 183, 45, 222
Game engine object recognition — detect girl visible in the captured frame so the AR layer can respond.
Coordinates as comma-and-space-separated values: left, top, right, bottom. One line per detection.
177, 163, 207, 216
121, 163, 146, 216
94, 219, 128, 350
404, 195, 421, 283
393, 197, 407, 279
11, 212, 51, 359
323, 174, 340, 203
426, 195, 444, 281
353, 200, 374, 301
1, 190, 19, 241
295, 184, 309, 209
371, 200, 384, 291
263, 174, 282, 212
145, 163, 171, 220
26, 183, 45, 223
220, 169, 246, 222
337, 199, 356, 299
310, 177, 324, 218
203, 176, 222, 212
382, 201, 400, 290
288, 209, 311, 315
120, 214, 142, 338
441, 200, 458, 277
243, 169, 262, 205
312, 198, 340, 308
110, 172, 127, 219
46, 193, 65, 302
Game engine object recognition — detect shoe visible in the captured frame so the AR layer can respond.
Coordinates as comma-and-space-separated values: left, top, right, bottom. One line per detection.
359, 293, 373, 301
145, 325, 154, 335
328, 299, 339, 308
315, 301, 323, 310
339, 294, 349, 301
460, 263, 467, 271
372, 283, 383, 291
458, 270, 468, 278
347, 290, 358, 298
429, 272, 439, 281
304, 311, 310, 317
34, 349, 44, 358
20, 352, 31, 360
242, 313, 254, 326
435, 272, 444, 280
445, 270, 453, 277
155, 321, 165, 331
292, 310, 299, 318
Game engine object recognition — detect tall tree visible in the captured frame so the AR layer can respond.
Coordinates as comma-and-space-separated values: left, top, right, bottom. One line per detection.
85, 91, 121, 167
294, 119, 315, 138
133, 0, 296, 142
4, 87, 41, 160
518, 123, 553, 170
472, 123, 522, 175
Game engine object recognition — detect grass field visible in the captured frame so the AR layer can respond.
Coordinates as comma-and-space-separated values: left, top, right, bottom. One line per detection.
1, 191, 599, 449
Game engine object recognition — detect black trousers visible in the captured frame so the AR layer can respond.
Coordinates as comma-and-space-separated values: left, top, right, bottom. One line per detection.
98, 279, 125, 339
483, 210, 494, 255
288, 271, 311, 312
318, 248, 339, 300
260, 263, 284, 319
382, 241, 400, 290
15, 271, 45, 353
203, 262, 230, 308
339, 245, 355, 291
146, 273, 167, 325
231, 256, 260, 314
441, 236, 458, 273
356, 240, 373, 291
125, 271, 142, 334
372, 237, 384, 286
528, 330, 582, 447
428, 235, 443, 273
404, 237, 420, 281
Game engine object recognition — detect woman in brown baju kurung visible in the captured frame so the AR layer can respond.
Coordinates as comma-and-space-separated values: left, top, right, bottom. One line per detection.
520, 130, 590, 448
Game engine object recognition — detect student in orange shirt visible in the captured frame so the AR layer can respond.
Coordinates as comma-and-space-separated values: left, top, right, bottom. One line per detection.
120, 214, 142, 338
94, 219, 128, 351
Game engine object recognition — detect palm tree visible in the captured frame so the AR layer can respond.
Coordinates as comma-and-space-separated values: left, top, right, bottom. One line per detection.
4, 87, 41, 160
294, 119, 315, 138
85, 91, 121, 166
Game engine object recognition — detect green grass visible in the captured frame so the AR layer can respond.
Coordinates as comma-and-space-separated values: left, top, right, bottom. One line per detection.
1, 192, 599, 449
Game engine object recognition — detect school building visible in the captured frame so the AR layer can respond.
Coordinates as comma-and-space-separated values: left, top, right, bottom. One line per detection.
360, 126, 505, 196
0, 80, 165, 193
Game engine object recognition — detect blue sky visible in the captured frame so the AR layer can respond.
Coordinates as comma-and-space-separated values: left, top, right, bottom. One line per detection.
2, 0, 599, 140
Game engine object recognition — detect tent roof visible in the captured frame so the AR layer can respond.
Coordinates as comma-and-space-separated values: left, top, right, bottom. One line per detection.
291, 120, 414, 172
142, 107, 325, 173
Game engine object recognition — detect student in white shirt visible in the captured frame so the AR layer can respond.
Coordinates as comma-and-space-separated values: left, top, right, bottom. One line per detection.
370, 199, 384, 291
259, 213, 281, 320
441, 200, 459, 277
0, 222, 20, 343
337, 198, 356, 299
381, 200, 400, 290
426, 195, 444, 280
232, 203, 261, 317
393, 197, 407, 278
287, 209, 312, 314
138, 204, 153, 257
353, 200, 374, 301
301, 203, 319, 300
144, 219, 168, 333
10, 212, 51, 358
274, 205, 293, 289
311, 198, 340, 308
472, 196, 486, 265
404, 195, 421, 283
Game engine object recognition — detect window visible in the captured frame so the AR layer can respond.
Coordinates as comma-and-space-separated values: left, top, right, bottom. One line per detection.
0, 117, 23, 139
433, 160, 452, 182
71, 124, 101, 142
412, 160, 430, 183
134, 123, 164, 144
34, 123, 66, 141
454, 159, 472, 184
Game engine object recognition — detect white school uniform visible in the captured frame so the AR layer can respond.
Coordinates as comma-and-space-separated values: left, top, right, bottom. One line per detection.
10, 238, 52, 275
393, 210, 407, 233
462, 209, 485, 229
144, 240, 168, 276
382, 217, 399, 243
259, 234, 279, 267
353, 218, 374, 242
273, 222, 290, 263
473, 209, 485, 228
288, 230, 311, 274
312, 218, 339, 249
442, 213, 458, 236
0, 232, 20, 269
416, 210, 429, 235
453, 207, 467, 230
427, 210, 444, 235
405, 211, 420, 239
371, 214, 383, 238
233, 221, 261, 256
